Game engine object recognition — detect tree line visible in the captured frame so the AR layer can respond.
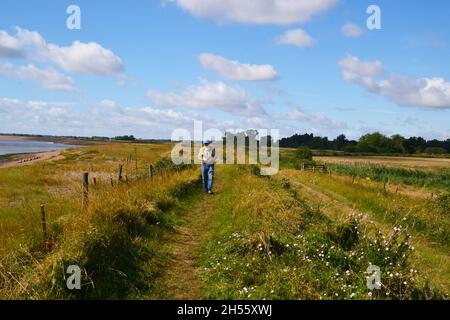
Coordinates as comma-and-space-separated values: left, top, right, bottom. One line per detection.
279, 132, 450, 155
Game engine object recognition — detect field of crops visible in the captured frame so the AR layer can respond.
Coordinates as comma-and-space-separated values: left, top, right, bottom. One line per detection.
0, 144, 448, 299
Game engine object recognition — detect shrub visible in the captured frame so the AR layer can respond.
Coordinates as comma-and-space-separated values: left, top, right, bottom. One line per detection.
295, 147, 313, 162
424, 147, 447, 155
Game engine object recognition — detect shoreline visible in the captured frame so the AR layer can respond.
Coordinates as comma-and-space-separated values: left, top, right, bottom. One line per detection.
0, 150, 66, 169
0, 134, 101, 146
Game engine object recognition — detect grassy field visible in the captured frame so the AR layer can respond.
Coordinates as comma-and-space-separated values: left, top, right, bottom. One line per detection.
0, 144, 448, 299
316, 156, 450, 169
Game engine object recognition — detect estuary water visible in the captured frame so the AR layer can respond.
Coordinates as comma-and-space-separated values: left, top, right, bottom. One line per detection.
0, 139, 76, 156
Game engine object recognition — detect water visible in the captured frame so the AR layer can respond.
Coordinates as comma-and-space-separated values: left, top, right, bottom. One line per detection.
0, 139, 76, 156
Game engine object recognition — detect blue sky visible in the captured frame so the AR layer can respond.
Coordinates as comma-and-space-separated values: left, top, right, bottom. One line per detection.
0, 0, 449, 139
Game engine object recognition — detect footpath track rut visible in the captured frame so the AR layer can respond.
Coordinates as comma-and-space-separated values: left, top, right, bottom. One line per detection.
155, 176, 221, 299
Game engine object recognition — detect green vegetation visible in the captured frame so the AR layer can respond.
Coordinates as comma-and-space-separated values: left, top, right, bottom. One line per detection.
280, 132, 450, 155
0, 143, 448, 299
199, 166, 444, 299
295, 147, 313, 162
327, 163, 450, 190
114, 135, 136, 141
0, 145, 199, 299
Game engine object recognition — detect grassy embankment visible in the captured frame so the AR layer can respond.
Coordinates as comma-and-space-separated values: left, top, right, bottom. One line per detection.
0, 143, 447, 299
0, 143, 202, 299
277, 148, 449, 292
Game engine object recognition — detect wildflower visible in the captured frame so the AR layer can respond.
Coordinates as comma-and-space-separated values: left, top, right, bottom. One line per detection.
350, 293, 355, 298
368, 292, 372, 297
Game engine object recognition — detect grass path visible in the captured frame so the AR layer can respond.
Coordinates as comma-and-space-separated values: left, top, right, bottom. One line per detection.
153, 171, 222, 299
280, 170, 450, 292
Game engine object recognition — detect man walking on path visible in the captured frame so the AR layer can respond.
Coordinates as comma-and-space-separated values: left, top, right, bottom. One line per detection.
198, 140, 216, 194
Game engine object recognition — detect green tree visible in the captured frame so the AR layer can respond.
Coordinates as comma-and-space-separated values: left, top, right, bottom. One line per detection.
357, 132, 392, 153
295, 147, 313, 161
390, 134, 406, 153
334, 134, 348, 150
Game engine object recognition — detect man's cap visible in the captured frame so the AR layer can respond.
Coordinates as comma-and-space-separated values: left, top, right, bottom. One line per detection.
204, 140, 213, 145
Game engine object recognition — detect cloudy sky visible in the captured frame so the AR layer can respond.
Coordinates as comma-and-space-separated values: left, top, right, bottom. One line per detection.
0, 0, 449, 139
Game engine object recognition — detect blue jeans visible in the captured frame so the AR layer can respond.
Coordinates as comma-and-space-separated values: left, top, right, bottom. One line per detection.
201, 163, 214, 193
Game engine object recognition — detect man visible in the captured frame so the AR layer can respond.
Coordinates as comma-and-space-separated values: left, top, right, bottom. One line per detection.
198, 140, 216, 194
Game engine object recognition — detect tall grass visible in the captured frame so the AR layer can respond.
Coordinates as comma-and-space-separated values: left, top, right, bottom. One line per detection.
0, 143, 201, 299
0, 166, 200, 299
328, 163, 450, 190
199, 166, 445, 300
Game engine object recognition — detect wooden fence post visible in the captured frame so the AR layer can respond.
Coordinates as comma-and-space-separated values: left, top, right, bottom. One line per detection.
40, 204, 47, 239
110, 177, 114, 187
149, 165, 154, 180
118, 164, 123, 182
93, 177, 97, 186
135, 158, 138, 178
82, 172, 89, 207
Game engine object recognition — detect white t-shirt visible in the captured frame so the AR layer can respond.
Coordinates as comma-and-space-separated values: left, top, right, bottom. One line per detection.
198, 146, 216, 165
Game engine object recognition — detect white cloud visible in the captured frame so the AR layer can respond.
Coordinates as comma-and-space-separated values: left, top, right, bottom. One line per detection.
378, 75, 450, 109
0, 27, 124, 76
147, 79, 266, 116
276, 29, 315, 48
47, 41, 123, 75
0, 97, 251, 138
0, 30, 23, 58
287, 107, 347, 130
198, 53, 277, 81
341, 22, 363, 38
338, 54, 383, 92
0, 63, 77, 92
171, 0, 339, 25
338, 55, 383, 78
339, 54, 450, 109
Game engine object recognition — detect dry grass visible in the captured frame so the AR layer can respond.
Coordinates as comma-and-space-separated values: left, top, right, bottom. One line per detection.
316, 156, 450, 170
